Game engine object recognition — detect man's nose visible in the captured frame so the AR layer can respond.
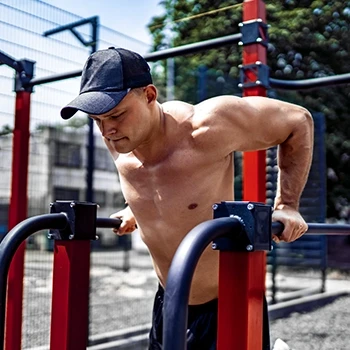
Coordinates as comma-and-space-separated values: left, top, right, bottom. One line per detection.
100, 120, 116, 137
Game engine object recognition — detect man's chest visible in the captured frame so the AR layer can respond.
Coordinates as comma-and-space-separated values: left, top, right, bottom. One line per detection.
116, 152, 233, 217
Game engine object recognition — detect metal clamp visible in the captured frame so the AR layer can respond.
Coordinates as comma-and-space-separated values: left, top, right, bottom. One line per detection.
49, 201, 97, 240
239, 61, 270, 89
212, 201, 272, 252
238, 19, 269, 47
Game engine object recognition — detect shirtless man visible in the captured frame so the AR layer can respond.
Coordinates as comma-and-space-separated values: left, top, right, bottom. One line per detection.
61, 47, 313, 350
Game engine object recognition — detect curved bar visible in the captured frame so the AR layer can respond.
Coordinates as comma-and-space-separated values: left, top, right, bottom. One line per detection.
96, 217, 122, 229
272, 222, 350, 236
166, 219, 350, 350
270, 73, 350, 91
163, 217, 243, 350
0, 213, 68, 350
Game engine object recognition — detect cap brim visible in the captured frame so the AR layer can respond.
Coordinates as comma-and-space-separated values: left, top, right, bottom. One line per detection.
60, 90, 128, 119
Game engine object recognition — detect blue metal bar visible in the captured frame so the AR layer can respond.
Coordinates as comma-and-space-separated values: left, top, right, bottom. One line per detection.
163, 216, 243, 350
0, 50, 21, 72
272, 222, 350, 236
43, 16, 99, 38
0, 213, 68, 350
27, 69, 82, 86
26, 33, 242, 87
96, 217, 122, 228
145, 33, 242, 62
270, 73, 350, 91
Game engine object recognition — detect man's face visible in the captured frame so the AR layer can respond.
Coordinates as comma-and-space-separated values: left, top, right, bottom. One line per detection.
89, 88, 152, 154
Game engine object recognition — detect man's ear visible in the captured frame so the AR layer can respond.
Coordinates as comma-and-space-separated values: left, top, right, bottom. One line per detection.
144, 85, 158, 104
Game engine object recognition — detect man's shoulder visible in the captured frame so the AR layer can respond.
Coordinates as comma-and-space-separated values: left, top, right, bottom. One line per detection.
191, 95, 244, 124
161, 100, 193, 112
161, 95, 244, 113
161, 100, 195, 124
161, 95, 248, 129
196, 95, 243, 109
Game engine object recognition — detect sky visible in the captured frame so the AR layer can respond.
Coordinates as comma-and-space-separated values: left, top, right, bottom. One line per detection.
44, 0, 165, 47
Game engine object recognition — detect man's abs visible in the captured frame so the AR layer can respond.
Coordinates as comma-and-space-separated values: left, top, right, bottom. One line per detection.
144, 228, 221, 305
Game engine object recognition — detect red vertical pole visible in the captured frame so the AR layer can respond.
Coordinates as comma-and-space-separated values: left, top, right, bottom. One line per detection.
217, 1, 267, 349
5, 90, 31, 350
50, 240, 91, 350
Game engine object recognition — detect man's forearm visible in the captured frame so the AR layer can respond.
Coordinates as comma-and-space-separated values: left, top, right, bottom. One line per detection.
274, 112, 314, 210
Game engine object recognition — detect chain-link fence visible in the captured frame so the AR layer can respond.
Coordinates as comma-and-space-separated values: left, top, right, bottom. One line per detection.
0, 0, 157, 348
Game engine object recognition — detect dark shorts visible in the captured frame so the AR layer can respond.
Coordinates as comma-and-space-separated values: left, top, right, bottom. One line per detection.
148, 285, 270, 350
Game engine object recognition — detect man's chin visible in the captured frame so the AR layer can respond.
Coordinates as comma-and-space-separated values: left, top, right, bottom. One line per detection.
116, 149, 132, 154
111, 141, 134, 154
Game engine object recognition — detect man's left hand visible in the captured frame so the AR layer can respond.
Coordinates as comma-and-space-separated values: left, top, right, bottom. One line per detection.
272, 204, 308, 243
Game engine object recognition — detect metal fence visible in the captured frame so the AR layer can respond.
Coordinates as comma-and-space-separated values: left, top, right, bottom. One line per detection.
2, 0, 350, 349
0, 0, 154, 348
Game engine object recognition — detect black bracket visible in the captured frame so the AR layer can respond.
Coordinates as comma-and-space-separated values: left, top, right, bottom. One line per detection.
14, 60, 35, 92
212, 201, 272, 252
238, 19, 269, 47
0, 51, 35, 92
239, 62, 270, 89
43, 16, 99, 52
49, 201, 97, 241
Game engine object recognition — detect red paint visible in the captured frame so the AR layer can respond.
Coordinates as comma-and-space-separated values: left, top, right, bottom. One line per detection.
5, 91, 31, 350
217, 1, 267, 350
217, 252, 266, 349
50, 240, 91, 350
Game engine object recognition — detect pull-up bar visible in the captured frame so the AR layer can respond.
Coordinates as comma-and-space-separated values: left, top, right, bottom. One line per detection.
270, 73, 350, 90
26, 33, 243, 87
25, 40, 350, 91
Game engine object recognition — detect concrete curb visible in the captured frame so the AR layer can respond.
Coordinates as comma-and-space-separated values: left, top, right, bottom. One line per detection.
88, 323, 151, 347
269, 290, 350, 321
87, 333, 149, 350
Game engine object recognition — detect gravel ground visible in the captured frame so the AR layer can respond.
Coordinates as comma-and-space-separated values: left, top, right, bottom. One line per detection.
270, 296, 350, 350
22, 250, 158, 349
20, 249, 350, 350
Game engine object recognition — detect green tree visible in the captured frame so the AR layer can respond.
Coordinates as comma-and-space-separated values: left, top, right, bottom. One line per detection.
148, 1, 243, 102
148, 0, 350, 220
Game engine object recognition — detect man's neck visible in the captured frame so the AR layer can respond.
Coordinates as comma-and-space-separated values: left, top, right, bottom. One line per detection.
132, 103, 170, 164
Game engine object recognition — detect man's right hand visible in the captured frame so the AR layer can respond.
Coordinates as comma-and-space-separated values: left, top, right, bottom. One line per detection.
110, 206, 137, 235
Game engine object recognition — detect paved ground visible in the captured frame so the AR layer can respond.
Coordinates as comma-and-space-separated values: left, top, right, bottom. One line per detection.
21, 249, 350, 350
270, 295, 350, 350
269, 270, 350, 350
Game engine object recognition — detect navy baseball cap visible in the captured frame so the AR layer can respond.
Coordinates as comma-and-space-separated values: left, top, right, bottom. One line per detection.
60, 47, 152, 119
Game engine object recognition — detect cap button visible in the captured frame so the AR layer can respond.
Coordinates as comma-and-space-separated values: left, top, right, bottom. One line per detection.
108, 46, 115, 49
